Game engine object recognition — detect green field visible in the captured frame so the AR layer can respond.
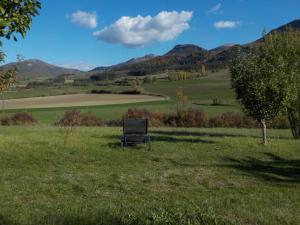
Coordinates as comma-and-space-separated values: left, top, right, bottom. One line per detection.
0, 126, 299, 225
4, 70, 241, 124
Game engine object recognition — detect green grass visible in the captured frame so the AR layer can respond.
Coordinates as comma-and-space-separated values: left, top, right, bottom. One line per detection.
0, 126, 299, 225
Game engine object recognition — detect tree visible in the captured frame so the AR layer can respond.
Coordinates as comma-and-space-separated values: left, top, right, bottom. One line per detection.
175, 87, 189, 113
0, 65, 17, 115
0, 0, 41, 115
263, 29, 300, 139
0, 0, 41, 48
201, 64, 206, 77
230, 42, 287, 145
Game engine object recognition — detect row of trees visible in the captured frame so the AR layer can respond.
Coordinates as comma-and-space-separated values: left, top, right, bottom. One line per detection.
231, 28, 300, 144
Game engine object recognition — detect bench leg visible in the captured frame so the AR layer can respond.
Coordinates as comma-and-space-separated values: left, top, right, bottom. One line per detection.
147, 136, 152, 151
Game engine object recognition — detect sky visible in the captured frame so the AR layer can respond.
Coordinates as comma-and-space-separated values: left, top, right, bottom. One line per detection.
2, 0, 300, 70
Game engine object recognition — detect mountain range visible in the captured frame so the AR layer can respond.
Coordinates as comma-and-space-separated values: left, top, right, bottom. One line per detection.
1, 19, 299, 79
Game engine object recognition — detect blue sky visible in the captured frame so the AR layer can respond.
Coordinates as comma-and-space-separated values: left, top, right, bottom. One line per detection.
2, 0, 300, 70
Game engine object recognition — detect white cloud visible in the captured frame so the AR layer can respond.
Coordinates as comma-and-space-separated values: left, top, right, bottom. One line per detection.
208, 3, 224, 15
59, 61, 96, 71
214, 20, 241, 29
70, 10, 97, 28
93, 11, 193, 48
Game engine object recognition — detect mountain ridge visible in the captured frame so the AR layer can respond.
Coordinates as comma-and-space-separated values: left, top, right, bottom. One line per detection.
2, 19, 299, 78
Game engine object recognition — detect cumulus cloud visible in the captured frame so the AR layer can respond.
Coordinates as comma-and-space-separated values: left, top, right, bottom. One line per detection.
70, 10, 97, 28
214, 20, 241, 29
93, 11, 193, 48
208, 3, 224, 14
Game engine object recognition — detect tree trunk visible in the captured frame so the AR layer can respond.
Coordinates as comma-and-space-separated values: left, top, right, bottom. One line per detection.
288, 109, 300, 139
261, 119, 268, 145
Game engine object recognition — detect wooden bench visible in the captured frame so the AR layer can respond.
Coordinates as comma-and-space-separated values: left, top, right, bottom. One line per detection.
121, 119, 152, 151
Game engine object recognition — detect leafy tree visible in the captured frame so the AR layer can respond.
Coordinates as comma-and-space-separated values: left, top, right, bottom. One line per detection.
0, 0, 41, 48
230, 40, 288, 145
263, 29, 300, 139
0, 0, 41, 115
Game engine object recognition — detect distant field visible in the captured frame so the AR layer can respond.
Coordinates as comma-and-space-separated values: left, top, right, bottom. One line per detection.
3, 69, 242, 123
0, 126, 298, 225
3, 94, 167, 110
144, 70, 235, 102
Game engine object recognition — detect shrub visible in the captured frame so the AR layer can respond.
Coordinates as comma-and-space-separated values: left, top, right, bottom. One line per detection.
212, 98, 223, 106
106, 119, 122, 127
123, 108, 165, 127
269, 115, 290, 129
123, 108, 208, 128
164, 109, 208, 127
143, 76, 153, 84
1, 112, 36, 126
209, 112, 258, 128
91, 89, 113, 94
119, 89, 143, 95
55, 111, 104, 127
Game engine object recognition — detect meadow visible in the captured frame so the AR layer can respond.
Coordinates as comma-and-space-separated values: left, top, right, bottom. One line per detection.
0, 126, 299, 225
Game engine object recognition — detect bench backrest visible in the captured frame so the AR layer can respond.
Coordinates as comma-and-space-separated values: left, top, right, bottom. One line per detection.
123, 119, 148, 135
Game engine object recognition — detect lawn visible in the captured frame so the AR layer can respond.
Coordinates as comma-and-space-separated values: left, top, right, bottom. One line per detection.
0, 126, 299, 225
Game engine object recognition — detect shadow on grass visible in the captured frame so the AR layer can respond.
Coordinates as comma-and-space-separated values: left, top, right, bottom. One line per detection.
193, 102, 234, 107
0, 209, 224, 225
151, 130, 292, 140
0, 213, 145, 225
151, 130, 248, 138
224, 152, 300, 183
104, 134, 217, 145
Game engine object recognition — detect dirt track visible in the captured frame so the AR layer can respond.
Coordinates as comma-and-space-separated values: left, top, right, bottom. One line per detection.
3, 94, 166, 110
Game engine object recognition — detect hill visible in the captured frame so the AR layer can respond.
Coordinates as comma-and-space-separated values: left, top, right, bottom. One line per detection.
0, 59, 82, 78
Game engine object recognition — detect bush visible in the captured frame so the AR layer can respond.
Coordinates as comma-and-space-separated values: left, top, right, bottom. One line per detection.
123, 108, 165, 127
123, 108, 208, 128
212, 98, 223, 106
55, 111, 104, 127
1, 112, 36, 126
106, 119, 122, 127
91, 89, 113, 94
209, 112, 258, 128
164, 109, 208, 127
119, 89, 143, 95
269, 115, 290, 129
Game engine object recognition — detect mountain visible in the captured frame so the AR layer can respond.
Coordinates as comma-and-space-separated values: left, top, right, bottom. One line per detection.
125, 54, 156, 65
90, 44, 211, 77
90, 54, 156, 73
209, 44, 236, 55
164, 44, 209, 58
270, 19, 300, 33
0, 59, 82, 78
